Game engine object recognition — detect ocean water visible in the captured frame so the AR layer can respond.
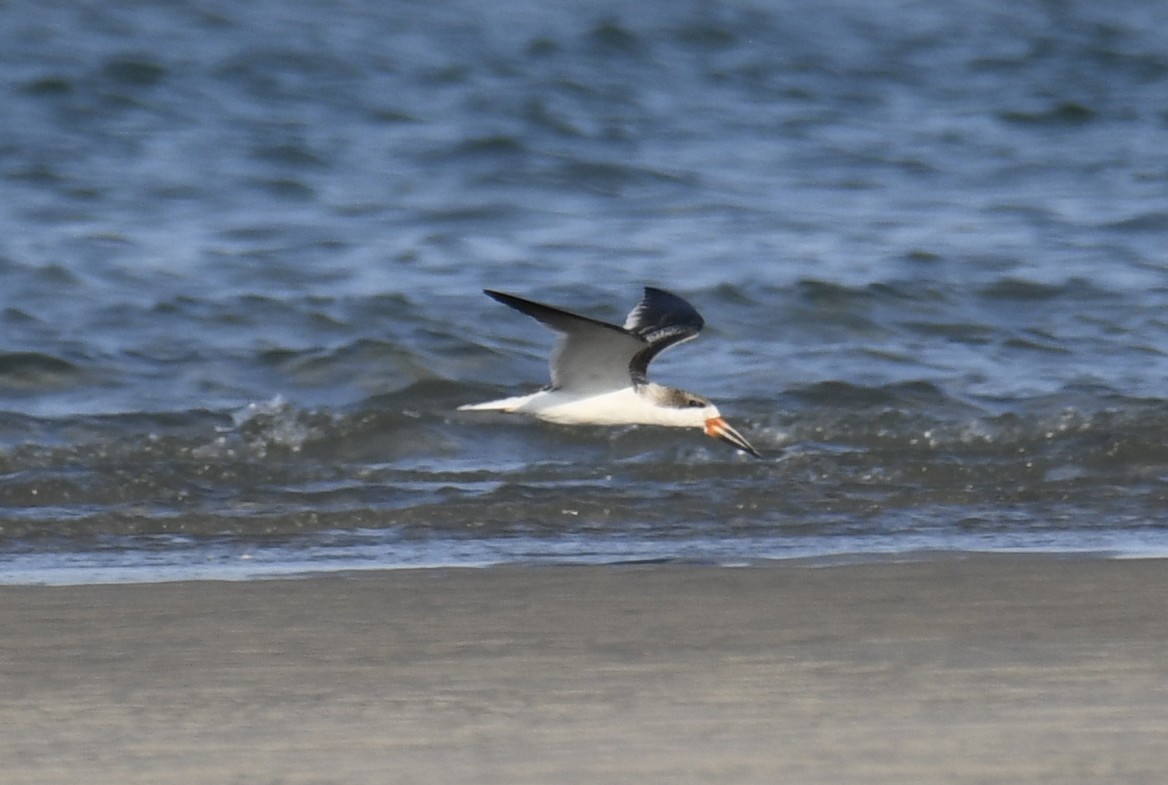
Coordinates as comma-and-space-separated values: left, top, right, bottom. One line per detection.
3, 0, 1168, 583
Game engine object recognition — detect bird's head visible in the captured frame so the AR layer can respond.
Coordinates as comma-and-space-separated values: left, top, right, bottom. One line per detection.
658, 388, 762, 458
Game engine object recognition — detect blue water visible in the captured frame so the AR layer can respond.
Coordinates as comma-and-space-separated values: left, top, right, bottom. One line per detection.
3, 0, 1168, 583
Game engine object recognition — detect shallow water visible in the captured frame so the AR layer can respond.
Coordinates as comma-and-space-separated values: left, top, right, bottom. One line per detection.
3, 0, 1168, 582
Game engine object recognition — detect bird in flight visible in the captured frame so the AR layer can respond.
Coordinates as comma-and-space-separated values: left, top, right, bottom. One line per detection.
459, 287, 762, 458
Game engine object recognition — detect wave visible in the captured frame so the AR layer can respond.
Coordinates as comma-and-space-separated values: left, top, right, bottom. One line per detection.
2, 384, 1168, 546
0, 352, 90, 392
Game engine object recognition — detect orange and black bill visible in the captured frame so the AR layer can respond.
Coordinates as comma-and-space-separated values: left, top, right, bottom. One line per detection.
704, 417, 763, 459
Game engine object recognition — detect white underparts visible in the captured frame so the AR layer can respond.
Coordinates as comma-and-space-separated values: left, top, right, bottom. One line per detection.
459, 385, 719, 428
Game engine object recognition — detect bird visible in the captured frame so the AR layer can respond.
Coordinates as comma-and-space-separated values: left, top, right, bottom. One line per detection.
459, 287, 762, 458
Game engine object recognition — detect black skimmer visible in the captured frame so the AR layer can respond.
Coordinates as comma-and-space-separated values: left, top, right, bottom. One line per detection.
459, 287, 762, 458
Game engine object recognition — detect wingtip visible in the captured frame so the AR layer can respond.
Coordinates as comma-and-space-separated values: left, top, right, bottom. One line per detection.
482, 289, 515, 307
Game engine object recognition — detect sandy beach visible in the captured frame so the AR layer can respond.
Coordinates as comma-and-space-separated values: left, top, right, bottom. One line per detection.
2, 555, 1166, 784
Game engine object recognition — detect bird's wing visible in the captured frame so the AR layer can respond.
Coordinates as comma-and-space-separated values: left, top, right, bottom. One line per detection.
484, 290, 647, 393
622, 287, 705, 383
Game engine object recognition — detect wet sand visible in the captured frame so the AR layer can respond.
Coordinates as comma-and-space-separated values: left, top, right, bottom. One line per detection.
2, 556, 1166, 784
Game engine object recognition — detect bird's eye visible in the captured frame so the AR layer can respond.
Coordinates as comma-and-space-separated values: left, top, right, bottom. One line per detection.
687, 399, 705, 408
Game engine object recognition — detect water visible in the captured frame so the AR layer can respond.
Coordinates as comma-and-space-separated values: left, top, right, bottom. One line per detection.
3, 0, 1168, 583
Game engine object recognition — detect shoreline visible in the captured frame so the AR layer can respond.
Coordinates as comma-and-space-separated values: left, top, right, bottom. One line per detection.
4, 555, 1166, 784
3, 544, 1166, 587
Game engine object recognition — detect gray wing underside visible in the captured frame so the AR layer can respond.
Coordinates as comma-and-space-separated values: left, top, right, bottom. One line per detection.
483, 287, 705, 392
484, 290, 645, 392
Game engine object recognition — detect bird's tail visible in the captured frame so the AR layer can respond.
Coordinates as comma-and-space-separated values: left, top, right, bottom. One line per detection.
457, 395, 531, 413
